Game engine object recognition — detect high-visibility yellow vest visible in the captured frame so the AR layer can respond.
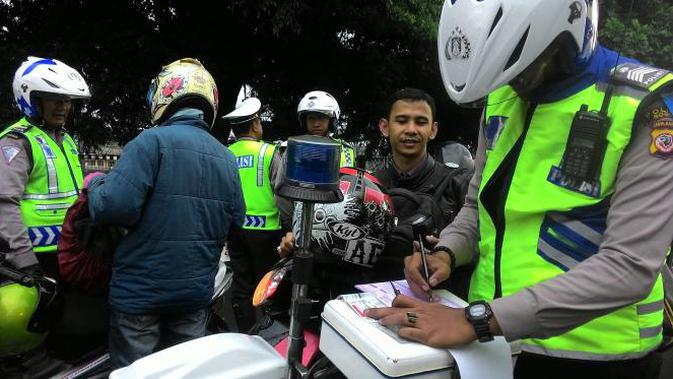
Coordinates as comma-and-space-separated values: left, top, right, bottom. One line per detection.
0, 118, 83, 253
228, 139, 281, 230
333, 138, 355, 167
474, 68, 673, 360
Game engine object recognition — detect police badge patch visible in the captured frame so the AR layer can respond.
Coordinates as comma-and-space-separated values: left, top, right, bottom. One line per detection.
2, 145, 21, 165
647, 97, 673, 158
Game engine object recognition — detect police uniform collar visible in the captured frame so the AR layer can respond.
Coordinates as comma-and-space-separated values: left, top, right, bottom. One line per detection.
222, 97, 261, 125
530, 45, 639, 104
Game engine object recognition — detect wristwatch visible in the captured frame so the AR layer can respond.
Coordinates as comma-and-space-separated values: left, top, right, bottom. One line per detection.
465, 300, 494, 343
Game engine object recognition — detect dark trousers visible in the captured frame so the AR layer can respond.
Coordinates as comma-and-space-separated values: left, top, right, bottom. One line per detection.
37, 252, 60, 281
514, 351, 662, 379
228, 228, 282, 333
108, 307, 209, 369
38, 253, 109, 359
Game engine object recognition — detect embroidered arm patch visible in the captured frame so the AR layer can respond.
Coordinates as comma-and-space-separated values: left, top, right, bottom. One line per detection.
2, 145, 22, 165
645, 95, 673, 158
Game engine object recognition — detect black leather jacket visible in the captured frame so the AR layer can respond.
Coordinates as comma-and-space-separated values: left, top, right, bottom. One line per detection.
374, 155, 472, 230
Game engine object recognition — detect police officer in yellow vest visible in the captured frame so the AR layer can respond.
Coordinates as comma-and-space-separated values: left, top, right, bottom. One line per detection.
296, 90, 355, 167
277, 90, 356, 256
222, 95, 283, 332
366, 1, 673, 378
0, 57, 90, 278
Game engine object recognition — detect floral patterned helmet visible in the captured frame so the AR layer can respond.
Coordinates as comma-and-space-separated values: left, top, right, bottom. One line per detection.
146, 58, 219, 128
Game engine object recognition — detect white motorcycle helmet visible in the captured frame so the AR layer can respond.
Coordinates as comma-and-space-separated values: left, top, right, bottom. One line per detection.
438, 0, 599, 104
13, 56, 91, 118
297, 90, 340, 131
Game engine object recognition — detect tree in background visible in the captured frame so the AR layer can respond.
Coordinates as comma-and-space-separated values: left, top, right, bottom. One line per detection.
0, 0, 669, 158
601, 0, 673, 69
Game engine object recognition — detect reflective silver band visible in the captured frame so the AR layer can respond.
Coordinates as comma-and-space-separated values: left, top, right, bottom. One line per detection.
343, 146, 353, 166
23, 190, 78, 200
538, 239, 580, 270
549, 214, 603, 246
640, 326, 663, 339
35, 203, 71, 211
522, 344, 654, 361
257, 143, 270, 187
637, 300, 664, 315
34, 136, 59, 194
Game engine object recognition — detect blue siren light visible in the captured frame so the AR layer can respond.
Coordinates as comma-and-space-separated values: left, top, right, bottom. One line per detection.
277, 135, 343, 203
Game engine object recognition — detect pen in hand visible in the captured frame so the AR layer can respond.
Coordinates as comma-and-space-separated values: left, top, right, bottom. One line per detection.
419, 239, 433, 302
411, 215, 435, 302
390, 281, 400, 296
390, 281, 400, 306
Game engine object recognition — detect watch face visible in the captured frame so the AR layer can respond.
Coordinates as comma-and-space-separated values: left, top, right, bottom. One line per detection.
469, 304, 486, 317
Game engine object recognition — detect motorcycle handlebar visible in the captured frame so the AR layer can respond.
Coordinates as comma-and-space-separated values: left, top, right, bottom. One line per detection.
0, 265, 35, 287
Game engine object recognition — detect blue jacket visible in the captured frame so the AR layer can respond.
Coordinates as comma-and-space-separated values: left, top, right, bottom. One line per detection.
88, 109, 245, 314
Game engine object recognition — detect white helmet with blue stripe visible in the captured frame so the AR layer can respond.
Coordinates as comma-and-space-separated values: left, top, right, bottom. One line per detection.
12, 56, 91, 118
438, 0, 599, 104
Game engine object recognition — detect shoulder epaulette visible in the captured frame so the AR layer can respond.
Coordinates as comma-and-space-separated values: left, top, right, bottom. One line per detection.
1, 124, 31, 140
612, 63, 671, 90
12, 125, 31, 133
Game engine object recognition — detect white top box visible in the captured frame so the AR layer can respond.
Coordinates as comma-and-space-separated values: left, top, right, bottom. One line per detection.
320, 287, 516, 379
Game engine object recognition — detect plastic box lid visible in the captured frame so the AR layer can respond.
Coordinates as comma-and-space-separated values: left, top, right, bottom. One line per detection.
320, 292, 464, 377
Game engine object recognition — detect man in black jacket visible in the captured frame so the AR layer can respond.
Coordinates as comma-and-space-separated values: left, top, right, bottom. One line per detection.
375, 88, 473, 295
376, 88, 472, 229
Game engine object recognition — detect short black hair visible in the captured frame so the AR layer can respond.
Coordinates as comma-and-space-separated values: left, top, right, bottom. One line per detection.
231, 119, 255, 138
385, 88, 436, 122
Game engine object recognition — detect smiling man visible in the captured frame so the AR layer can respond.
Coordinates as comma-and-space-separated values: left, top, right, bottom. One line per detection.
373, 88, 473, 294
375, 88, 471, 225
0, 57, 91, 278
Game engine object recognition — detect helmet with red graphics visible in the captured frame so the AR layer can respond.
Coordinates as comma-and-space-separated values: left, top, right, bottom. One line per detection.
147, 58, 219, 128
292, 167, 395, 268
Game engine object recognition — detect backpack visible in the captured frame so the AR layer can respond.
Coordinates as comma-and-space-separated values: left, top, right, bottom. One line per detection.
383, 173, 455, 258
57, 188, 124, 293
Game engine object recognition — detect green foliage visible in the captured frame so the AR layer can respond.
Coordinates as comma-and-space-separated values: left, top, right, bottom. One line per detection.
0, 0, 478, 154
0, 0, 668, 154
384, 0, 444, 38
600, 0, 673, 69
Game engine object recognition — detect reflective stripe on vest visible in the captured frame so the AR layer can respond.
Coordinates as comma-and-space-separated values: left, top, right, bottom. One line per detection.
334, 139, 355, 167
244, 215, 266, 228
27, 226, 62, 247
474, 72, 673, 360
22, 190, 78, 200
229, 139, 280, 230
257, 143, 271, 186
0, 118, 83, 253
33, 135, 59, 193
